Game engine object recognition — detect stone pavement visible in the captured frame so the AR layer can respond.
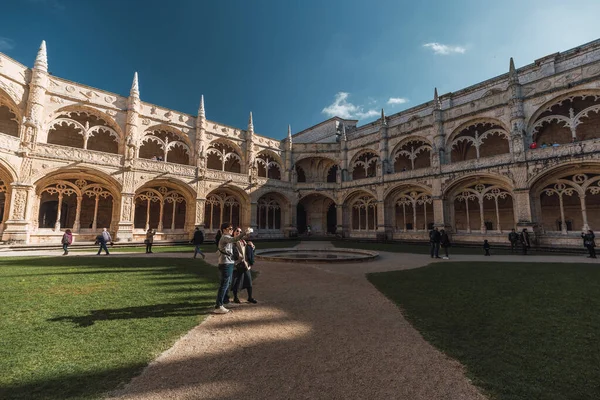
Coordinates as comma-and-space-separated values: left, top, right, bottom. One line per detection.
1, 242, 596, 399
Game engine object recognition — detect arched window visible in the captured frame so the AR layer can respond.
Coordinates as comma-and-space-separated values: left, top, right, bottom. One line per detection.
295, 165, 306, 182
47, 111, 120, 153
204, 192, 241, 231
393, 140, 431, 172
134, 186, 187, 231
351, 152, 379, 180
206, 142, 242, 173
0, 100, 19, 137
450, 122, 509, 162
351, 195, 377, 230
453, 183, 513, 233
256, 153, 282, 180
394, 191, 432, 231
326, 165, 339, 182
257, 196, 281, 229
139, 128, 191, 165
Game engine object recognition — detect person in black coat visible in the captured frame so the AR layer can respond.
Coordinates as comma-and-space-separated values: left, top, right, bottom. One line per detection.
581, 230, 597, 258
429, 227, 441, 259
483, 240, 491, 256
520, 229, 531, 255
440, 229, 451, 259
214, 229, 222, 248
191, 227, 205, 259
231, 227, 257, 304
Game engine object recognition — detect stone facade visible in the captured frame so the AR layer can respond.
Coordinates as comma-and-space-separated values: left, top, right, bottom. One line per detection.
1, 40, 600, 247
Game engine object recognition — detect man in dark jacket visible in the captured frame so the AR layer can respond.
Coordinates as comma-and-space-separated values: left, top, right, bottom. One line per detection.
191, 227, 205, 259
520, 229, 531, 255
508, 229, 519, 252
429, 227, 441, 259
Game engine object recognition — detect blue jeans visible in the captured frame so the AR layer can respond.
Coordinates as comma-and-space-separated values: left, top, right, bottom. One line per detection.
62, 243, 68, 253
97, 241, 109, 255
194, 245, 205, 258
215, 264, 234, 308
430, 242, 440, 257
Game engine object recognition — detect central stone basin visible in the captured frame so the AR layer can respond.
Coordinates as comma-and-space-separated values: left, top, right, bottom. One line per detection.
255, 248, 378, 263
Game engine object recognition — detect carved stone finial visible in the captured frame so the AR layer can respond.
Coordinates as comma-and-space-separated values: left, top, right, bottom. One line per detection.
381, 108, 387, 126
342, 123, 347, 141
130, 72, 139, 97
434, 87, 441, 110
287, 124, 292, 140
34, 40, 48, 72
198, 95, 205, 118
248, 112, 254, 131
509, 57, 518, 83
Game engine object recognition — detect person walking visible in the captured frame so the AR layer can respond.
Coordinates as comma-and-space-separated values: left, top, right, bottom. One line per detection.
483, 239, 491, 256
581, 230, 597, 259
215, 222, 248, 314
191, 227, 205, 259
520, 229, 531, 255
231, 227, 258, 304
508, 228, 519, 252
429, 227, 441, 258
61, 229, 73, 255
96, 228, 111, 255
440, 229, 451, 259
145, 228, 155, 254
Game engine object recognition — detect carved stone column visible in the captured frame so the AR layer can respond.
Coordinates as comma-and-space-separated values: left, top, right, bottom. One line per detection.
249, 201, 258, 231
115, 194, 135, 242
2, 184, 34, 243
73, 195, 82, 232
284, 201, 297, 238
336, 204, 344, 237
194, 198, 206, 228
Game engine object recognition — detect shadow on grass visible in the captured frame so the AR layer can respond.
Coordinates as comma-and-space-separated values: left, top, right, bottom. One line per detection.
49, 301, 214, 327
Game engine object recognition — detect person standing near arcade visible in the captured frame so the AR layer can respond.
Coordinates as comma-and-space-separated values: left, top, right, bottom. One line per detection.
214, 222, 250, 314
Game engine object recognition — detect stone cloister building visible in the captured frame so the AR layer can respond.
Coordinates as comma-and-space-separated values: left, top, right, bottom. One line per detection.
1, 40, 600, 246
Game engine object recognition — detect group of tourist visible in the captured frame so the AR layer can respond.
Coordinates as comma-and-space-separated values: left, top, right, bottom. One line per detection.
214, 222, 257, 314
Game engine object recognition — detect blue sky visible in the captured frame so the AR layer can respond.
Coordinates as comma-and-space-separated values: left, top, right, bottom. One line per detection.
2, 0, 600, 140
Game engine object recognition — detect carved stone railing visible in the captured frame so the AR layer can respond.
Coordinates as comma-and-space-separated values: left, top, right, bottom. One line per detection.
133, 158, 196, 176
441, 153, 513, 174
204, 169, 249, 185
525, 139, 600, 161
385, 167, 435, 182
256, 177, 292, 188
296, 182, 337, 191
0, 132, 20, 153
341, 175, 381, 189
34, 143, 123, 167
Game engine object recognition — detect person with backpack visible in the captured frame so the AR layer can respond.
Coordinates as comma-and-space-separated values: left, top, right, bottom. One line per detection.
440, 229, 451, 259
230, 227, 258, 304
429, 227, 441, 259
191, 227, 205, 259
96, 228, 111, 255
214, 222, 249, 314
508, 228, 519, 252
61, 229, 73, 255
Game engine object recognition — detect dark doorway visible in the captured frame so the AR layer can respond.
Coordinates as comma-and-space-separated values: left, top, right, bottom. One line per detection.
326, 203, 337, 234
39, 201, 58, 228
296, 203, 307, 234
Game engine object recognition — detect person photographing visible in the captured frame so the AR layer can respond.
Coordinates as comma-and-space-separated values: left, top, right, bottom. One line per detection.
214, 223, 251, 314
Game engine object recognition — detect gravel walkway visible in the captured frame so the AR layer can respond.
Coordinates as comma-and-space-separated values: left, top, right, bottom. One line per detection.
2, 242, 595, 399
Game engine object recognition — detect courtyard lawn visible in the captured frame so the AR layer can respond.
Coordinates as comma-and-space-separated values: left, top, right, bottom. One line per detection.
70, 240, 301, 254
333, 240, 582, 256
368, 262, 600, 400
0, 256, 218, 400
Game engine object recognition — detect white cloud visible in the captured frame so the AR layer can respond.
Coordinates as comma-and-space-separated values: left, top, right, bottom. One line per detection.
0, 37, 15, 52
387, 97, 409, 105
322, 92, 379, 120
423, 42, 466, 55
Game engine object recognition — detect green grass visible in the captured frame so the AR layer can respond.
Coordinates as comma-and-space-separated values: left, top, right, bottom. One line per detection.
70, 241, 301, 254
333, 240, 579, 256
368, 262, 600, 400
0, 256, 219, 400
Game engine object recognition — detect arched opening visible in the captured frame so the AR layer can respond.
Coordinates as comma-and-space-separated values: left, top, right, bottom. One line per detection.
256, 194, 286, 232
531, 94, 600, 145
203, 191, 242, 233
297, 193, 336, 236
206, 141, 242, 172
351, 152, 378, 180
47, 111, 120, 153
295, 165, 306, 182
326, 203, 337, 234
139, 128, 190, 165
295, 157, 338, 182
134, 185, 187, 232
387, 188, 433, 232
451, 182, 514, 233
450, 122, 509, 162
0, 101, 19, 137
326, 165, 339, 183
256, 153, 282, 180
392, 140, 431, 172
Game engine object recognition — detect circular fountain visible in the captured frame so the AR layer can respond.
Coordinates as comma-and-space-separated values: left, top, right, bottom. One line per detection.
255, 247, 378, 263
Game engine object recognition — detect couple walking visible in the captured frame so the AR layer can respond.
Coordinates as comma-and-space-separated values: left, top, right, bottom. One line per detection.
429, 227, 451, 259
214, 222, 258, 314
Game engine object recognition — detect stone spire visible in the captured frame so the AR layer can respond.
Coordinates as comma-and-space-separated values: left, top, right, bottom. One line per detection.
380, 108, 386, 126
34, 40, 48, 72
130, 72, 139, 97
248, 112, 254, 132
198, 95, 205, 119
434, 87, 441, 110
509, 57, 518, 84
287, 124, 292, 141
342, 123, 347, 142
